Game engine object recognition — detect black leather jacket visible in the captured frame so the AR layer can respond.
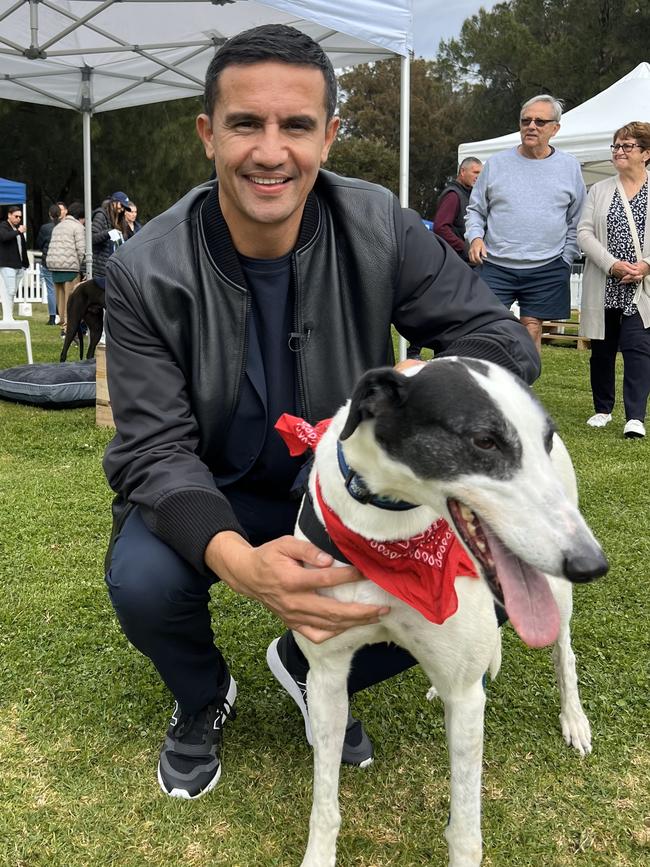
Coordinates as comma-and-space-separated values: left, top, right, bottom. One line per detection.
103, 171, 539, 575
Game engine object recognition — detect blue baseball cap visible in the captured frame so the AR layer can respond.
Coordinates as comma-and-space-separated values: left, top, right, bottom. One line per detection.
111, 191, 132, 209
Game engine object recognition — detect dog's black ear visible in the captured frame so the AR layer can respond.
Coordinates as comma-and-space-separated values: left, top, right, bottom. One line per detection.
340, 367, 409, 440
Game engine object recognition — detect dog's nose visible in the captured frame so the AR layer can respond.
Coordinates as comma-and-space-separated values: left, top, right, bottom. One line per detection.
562, 546, 609, 583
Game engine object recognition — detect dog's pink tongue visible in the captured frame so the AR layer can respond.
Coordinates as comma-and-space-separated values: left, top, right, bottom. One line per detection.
484, 527, 560, 648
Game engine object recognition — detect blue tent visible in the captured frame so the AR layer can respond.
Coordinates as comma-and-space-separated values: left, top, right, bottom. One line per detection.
0, 177, 26, 204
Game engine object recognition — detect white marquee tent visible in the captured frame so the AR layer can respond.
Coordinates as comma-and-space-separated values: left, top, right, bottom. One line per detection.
0, 0, 413, 272
458, 62, 650, 186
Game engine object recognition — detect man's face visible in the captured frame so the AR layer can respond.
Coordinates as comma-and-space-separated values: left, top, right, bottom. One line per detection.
519, 101, 560, 151
196, 61, 339, 256
8, 210, 22, 226
459, 163, 482, 187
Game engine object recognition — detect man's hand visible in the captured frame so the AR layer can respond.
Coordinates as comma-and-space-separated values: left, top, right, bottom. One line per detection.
17, 225, 26, 235
205, 531, 390, 644
468, 238, 487, 266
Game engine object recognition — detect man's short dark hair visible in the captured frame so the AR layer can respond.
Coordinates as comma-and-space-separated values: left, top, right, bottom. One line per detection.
68, 201, 84, 220
203, 24, 337, 121
7, 205, 22, 216
49, 204, 61, 221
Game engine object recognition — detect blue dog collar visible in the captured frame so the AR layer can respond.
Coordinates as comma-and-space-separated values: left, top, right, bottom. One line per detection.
336, 441, 417, 511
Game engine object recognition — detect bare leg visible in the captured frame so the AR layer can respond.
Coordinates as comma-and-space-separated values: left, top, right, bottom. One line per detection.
520, 315, 543, 355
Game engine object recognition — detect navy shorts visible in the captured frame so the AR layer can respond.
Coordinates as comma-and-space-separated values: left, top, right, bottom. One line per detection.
480, 256, 571, 320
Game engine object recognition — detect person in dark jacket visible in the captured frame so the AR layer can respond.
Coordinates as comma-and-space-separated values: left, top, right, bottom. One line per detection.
35, 203, 62, 324
0, 205, 29, 315
91, 192, 131, 282
103, 24, 540, 802
434, 158, 483, 262
405, 159, 483, 359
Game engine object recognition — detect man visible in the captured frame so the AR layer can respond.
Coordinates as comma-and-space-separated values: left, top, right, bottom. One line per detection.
434, 157, 483, 261
0, 205, 29, 315
466, 95, 586, 352
103, 24, 539, 802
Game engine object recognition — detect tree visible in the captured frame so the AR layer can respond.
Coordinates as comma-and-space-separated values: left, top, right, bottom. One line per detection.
438, 0, 650, 142
327, 57, 465, 218
0, 96, 209, 234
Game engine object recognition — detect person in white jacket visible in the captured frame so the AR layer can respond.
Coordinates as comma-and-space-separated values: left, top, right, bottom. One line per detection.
577, 121, 650, 439
46, 201, 85, 335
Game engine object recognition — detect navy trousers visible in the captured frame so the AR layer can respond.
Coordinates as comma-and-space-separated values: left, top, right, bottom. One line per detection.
106, 498, 418, 715
590, 309, 650, 421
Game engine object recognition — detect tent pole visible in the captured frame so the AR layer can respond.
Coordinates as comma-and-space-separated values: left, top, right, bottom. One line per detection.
398, 52, 411, 361
82, 110, 93, 278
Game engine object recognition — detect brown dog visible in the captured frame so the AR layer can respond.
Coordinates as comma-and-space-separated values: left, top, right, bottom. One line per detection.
60, 278, 105, 362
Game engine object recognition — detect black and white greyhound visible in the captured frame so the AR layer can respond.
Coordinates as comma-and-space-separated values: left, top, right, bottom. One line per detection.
280, 357, 607, 867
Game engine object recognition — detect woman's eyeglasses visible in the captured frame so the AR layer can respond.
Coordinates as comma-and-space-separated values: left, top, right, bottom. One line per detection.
519, 117, 557, 128
610, 143, 643, 153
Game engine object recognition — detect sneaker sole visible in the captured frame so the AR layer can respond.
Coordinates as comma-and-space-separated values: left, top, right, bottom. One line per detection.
266, 637, 313, 744
156, 760, 222, 800
157, 675, 238, 800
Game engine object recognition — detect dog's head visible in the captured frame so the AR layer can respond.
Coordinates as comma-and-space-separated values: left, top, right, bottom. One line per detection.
337, 358, 608, 647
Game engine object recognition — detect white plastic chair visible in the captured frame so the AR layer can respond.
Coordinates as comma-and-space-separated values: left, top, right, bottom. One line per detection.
0, 270, 34, 364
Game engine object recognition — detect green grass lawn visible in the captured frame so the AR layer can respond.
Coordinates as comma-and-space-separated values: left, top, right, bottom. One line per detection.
1, 310, 648, 866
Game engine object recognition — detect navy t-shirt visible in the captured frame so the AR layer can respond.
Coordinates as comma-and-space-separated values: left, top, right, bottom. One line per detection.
218, 252, 304, 543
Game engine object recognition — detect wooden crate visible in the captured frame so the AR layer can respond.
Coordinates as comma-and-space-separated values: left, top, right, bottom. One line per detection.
541, 312, 589, 350
95, 343, 115, 427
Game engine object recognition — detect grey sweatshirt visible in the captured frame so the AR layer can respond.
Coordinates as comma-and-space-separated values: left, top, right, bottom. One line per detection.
465, 147, 586, 269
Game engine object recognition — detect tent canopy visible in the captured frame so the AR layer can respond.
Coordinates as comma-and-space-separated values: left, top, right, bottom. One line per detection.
0, 0, 412, 113
0, 0, 413, 276
0, 177, 27, 204
458, 62, 650, 185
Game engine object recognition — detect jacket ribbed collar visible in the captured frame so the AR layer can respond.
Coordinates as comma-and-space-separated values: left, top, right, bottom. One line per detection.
199, 182, 320, 285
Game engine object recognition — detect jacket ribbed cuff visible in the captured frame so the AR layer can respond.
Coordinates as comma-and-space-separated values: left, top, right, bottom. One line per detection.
149, 488, 247, 577
437, 335, 525, 378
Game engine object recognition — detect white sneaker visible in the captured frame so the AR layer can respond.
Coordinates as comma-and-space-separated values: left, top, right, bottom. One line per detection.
586, 413, 612, 428
624, 419, 645, 439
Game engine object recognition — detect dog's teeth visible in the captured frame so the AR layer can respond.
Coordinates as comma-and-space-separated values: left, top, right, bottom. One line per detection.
460, 504, 474, 522
476, 539, 487, 553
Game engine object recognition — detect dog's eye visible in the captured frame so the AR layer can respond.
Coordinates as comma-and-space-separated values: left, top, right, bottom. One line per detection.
472, 435, 498, 451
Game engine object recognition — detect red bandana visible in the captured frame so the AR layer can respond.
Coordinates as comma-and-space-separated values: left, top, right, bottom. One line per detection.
275, 413, 478, 624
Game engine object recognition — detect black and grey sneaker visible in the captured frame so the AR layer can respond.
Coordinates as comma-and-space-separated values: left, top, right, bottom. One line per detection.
266, 635, 374, 767
157, 675, 237, 799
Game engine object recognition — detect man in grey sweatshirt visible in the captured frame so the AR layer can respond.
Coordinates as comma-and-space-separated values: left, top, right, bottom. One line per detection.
466, 94, 586, 352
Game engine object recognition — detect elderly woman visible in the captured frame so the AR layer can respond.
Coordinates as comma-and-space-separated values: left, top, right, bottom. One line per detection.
577, 121, 650, 439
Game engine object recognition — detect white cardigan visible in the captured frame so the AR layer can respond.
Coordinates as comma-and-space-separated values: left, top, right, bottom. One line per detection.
577, 170, 650, 339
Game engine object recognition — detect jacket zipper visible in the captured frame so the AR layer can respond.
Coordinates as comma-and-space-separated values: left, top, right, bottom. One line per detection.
291, 254, 309, 418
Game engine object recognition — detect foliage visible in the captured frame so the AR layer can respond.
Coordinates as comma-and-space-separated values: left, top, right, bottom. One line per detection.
328, 58, 463, 218
0, 312, 648, 866
438, 0, 650, 142
0, 97, 209, 232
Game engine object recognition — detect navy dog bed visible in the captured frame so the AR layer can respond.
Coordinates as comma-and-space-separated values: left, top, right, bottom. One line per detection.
0, 360, 96, 408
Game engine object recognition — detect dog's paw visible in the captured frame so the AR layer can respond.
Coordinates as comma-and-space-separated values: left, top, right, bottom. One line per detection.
560, 710, 592, 756
426, 686, 439, 702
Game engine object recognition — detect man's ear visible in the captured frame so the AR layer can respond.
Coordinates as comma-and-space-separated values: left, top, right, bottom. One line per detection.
340, 367, 409, 440
196, 113, 215, 160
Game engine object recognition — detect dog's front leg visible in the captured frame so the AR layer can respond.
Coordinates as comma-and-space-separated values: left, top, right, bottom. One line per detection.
548, 576, 592, 755
300, 648, 352, 867
443, 680, 486, 867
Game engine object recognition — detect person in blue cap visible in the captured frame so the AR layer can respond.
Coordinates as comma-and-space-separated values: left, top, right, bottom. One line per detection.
91, 191, 131, 284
